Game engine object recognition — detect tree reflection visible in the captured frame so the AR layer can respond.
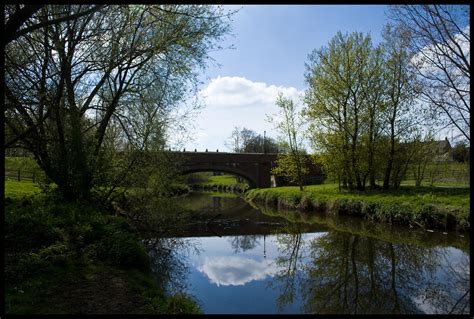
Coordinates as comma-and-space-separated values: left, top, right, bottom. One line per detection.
272, 229, 469, 314
146, 236, 200, 294
420, 252, 470, 314
229, 235, 261, 253
301, 233, 444, 314
269, 224, 305, 312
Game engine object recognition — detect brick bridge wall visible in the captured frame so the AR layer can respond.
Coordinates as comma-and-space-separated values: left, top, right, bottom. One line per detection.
169, 151, 324, 188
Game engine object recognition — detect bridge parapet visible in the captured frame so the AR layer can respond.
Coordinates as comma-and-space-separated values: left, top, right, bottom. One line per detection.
168, 151, 278, 164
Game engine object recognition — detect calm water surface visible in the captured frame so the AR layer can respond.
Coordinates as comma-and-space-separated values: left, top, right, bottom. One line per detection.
155, 192, 470, 315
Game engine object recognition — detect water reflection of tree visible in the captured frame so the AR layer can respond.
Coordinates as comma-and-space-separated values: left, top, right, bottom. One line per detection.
229, 235, 261, 253
146, 237, 201, 294
270, 224, 305, 312
421, 252, 470, 314
300, 233, 431, 314
272, 229, 469, 314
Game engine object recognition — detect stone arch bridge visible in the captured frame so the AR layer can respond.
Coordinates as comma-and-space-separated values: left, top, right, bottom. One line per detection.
168, 151, 324, 188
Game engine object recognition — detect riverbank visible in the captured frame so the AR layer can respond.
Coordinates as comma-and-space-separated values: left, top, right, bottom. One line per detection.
187, 174, 249, 194
244, 184, 470, 232
4, 181, 201, 314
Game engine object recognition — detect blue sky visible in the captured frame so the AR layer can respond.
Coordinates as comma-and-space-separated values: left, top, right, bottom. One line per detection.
176, 5, 391, 151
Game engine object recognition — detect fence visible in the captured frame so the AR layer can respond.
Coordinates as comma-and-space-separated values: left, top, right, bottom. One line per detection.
5, 170, 44, 183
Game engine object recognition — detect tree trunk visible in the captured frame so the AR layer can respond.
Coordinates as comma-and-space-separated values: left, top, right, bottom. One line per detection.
383, 127, 395, 189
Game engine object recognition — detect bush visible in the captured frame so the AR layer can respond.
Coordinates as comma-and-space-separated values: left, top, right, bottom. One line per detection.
95, 219, 150, 271
5, 203, 62, 249
165, 293, 202, 314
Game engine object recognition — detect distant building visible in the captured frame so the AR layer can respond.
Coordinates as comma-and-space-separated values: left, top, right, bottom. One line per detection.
400, 137, 454, 163
433, 137, 454, 162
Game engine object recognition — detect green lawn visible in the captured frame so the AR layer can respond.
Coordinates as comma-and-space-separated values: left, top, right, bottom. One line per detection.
5, 180, 43, 199
205, 175, 242, 186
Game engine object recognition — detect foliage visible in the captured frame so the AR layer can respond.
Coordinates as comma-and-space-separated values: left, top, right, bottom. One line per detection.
94, 220, 150, 270
304, 29, 420, 191
4, 190, 202, 314
408, 134, 437, 187
270, 93, 306, 191
225, 126, 280, 153
184, 174, 249, 194
5, 5, 234, 201
4, 180, 43, 199
5, 156, 40, 172
272, 153, 308, 186
452, 141, 470, 163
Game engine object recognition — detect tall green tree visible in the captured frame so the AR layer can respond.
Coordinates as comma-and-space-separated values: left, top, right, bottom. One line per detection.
380, 24, 419, 189
304, 32, 375, 191
5, 5, 233, 201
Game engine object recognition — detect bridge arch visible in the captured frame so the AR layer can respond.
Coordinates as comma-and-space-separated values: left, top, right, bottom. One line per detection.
179, 165, 258, 188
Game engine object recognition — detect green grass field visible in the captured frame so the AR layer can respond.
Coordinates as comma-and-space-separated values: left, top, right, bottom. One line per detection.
4, 180, 43, 199
205, 175, 243, 185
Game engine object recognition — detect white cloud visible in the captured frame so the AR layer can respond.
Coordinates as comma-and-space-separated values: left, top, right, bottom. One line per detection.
198, 256, 278, 286
182, 76, 303, 151
411, 25, 470, 78
200, 76, 301, 109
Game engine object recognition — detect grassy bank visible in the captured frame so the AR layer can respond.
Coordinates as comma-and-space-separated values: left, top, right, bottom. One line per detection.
189, 174, 249, 193
245, 184, 470, 231
4, 182, 201, 314
250, 202, 469, 253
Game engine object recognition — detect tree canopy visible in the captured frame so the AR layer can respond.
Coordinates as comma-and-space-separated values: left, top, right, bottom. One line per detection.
5, 5, 234, 200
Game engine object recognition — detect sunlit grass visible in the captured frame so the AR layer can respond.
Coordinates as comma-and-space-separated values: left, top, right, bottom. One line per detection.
250, 183, 470, 208
204, 175, 242, 185
5, 180, 43, 199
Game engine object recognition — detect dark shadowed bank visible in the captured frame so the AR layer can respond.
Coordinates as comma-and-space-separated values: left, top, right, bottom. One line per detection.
4, 187, 202, 315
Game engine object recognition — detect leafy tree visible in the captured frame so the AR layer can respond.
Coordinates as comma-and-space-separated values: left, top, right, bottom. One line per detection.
225, 127, 257, 153
380, 24, 420, 189
269, 93, 306, 191
452, 141, 469, 163
224, 126, 280, 153
5, 5, 233, 201
304, 29, 421, 190
304, 32, 376, 191
242, 134, 280, 153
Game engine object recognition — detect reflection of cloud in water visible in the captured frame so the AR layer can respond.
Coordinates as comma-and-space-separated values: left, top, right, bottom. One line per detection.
198, 256, 278, 287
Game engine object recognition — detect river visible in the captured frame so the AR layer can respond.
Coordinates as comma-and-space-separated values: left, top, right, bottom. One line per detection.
149, 191, 470, 315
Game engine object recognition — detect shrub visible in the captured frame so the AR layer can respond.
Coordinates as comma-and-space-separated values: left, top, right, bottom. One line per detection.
95, 219, 150, 271
165, 293, 202, 314
5, 205, 62, 249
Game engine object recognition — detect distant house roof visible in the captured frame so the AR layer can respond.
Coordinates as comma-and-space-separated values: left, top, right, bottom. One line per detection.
433, 138, 453, 162
434, 138, 451, 155
401, 137, 453, 162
